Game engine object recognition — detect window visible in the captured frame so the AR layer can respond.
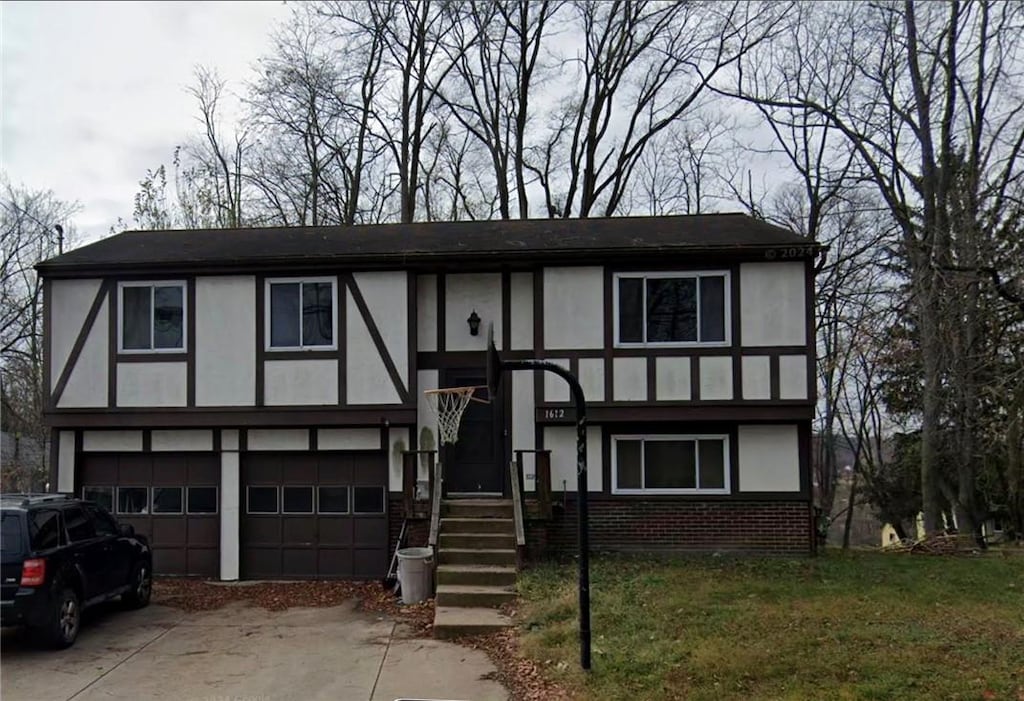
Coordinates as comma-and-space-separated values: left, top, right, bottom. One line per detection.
119, 282, 186, 352
187, 487, 218, 514
152, 487, 183, 514
352, 486, 385, 514
612, 435, 730, 494
82, 486, 114, 512
64, 507, 96, 542
615, 272, 728, 346
247, 486, 278, 514
317, 486, 349, 514
282, 487, 314, 514
2, 514, 24, 555
29, 510, 62, 550
267, 278, 336, 349
117, 487, 149, 514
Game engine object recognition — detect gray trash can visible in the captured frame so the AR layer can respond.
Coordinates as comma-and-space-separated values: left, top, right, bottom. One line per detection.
397, 547, 434, 604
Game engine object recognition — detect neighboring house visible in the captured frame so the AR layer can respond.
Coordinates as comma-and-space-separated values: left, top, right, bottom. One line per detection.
36, 214, 819, 580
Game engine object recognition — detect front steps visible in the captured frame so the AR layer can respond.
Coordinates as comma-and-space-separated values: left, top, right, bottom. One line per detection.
432, 499, 517, 639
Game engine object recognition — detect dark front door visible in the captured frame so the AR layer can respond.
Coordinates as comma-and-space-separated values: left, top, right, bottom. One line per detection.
442, 369, 505, 494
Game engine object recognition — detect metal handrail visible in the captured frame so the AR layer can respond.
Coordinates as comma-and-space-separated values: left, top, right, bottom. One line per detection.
428, 459, 443, 549
509, 460, 526, 548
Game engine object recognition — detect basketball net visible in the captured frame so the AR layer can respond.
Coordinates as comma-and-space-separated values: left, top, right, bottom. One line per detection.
424, 386, 486, 445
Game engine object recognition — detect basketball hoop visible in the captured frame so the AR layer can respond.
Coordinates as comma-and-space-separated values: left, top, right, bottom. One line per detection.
424, 385, 489, 445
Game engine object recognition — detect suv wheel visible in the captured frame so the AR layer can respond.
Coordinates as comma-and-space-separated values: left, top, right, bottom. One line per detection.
38, 587, 80, 649
122, 563, 152, 609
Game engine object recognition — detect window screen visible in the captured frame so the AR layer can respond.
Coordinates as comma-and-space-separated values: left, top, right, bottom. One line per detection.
618, 278, 644, 343
118, 487, 149, 514
153, 285, 184, 348
615, 440, 642, 489
270, 283, 301, 347
247, 486, 278, 514
122, 286, 152, 350
302, 282, 333, 346
698, 439, 726, 489
282, 487, 314, 514
352, 486, 385, 514
645, 440, 696, 489
153, 487, 183, 514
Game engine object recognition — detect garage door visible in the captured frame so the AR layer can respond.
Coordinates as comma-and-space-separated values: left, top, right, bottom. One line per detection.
240, 452, 388, 580
78, 453, 220, 577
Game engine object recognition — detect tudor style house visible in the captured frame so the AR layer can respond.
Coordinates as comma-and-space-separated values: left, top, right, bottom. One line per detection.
38, 214, 819, 583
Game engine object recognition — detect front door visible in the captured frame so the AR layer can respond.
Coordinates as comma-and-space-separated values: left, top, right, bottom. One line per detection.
442, 368, 505, 495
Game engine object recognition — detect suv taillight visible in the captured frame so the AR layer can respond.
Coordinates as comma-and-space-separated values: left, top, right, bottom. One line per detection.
21, 558, 46, 587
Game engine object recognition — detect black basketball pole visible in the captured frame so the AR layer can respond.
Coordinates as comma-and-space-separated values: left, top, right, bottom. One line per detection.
499, 358, 591, 671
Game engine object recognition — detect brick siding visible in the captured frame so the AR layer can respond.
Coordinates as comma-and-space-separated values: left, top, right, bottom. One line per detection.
528, 497, 813, 557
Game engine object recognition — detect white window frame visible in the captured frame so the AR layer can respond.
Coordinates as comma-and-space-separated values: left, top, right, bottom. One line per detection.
116, 486, 151, 514
118, 281, 188, 353
151, 486, 184, 515
246, 486, 279, 514
316, 485, 350, 515
281, 485, 315, 515
351, 485, 386, 515
186, 486, 219, 515
611, 434, 731, 495
613, 271, 731, 348
265, 276, 339, 351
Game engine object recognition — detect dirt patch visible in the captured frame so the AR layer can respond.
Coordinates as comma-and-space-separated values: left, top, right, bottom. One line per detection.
153, 578, 435, 635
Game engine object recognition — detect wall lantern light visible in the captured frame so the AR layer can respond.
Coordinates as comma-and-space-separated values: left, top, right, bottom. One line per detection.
467, 309, 481, 336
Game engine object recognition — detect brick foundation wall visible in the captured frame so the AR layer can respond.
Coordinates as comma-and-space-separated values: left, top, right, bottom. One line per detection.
529, 497, 813, 557
388, 496, 429, 553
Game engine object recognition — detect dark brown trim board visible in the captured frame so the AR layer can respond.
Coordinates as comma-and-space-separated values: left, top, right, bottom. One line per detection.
51, 280, 112, 408
107, 283, 117, 408
536, 404, 814, 424
115, 353, 189, 363
805, 258, 817, 405
255, 273, 266, 407
338, 274, 348, 405
45, 407, 419, 429
436, 273, 446, 353
770, 354, 781, 401
501, 270, 511, 352
341, 273, 410, 403
603, 268, 614, 403
407, 273, 417, 400
186, 277, 196, 407
142, 429, 152, 452
48, 427, 59, 493
43, 279, 53, 410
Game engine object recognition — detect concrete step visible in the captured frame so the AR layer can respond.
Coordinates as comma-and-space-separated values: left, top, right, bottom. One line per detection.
439, 548, 517, 566
439, 532, 516, 549
437, 564, 517, 587
440, 517, 515, 534
442, 500, 513, 519
435, 583, 516, 608
433, 606, 513, 639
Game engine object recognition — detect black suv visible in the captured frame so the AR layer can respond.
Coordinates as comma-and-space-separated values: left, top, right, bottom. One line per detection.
1, 494, 153, 648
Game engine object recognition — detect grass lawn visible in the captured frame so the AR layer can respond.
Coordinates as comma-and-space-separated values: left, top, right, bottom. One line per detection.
516, 550, 1024, 701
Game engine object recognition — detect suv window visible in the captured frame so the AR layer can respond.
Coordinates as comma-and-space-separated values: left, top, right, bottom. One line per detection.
86, 506, 118, 537
2, 513, 24, 555
64, 507, 95, 542
29, 510, 62, 551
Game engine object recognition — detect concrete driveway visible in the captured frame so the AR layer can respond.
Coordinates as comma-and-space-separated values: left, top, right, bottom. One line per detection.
1, 600, 509, 701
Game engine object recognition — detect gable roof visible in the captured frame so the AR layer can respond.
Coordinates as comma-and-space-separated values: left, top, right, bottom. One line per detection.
37, 213, 816, 275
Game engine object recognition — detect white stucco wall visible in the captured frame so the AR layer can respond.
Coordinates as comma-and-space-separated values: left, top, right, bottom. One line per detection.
509, 272, 534, 350
50, 278, 103, 391
737, 424, 801, 492
613, 357, 647, 401
57, 431, 76, 493
388, 427, 410, 492
655, 357, 691, 401
196, 276, 255, 407
577, 358, 605, 402
246, 429, 309, 451
347, 292, 402, 405
318, 428, 381, 451
416, 369, 439, 453
116, 362, 187, 407
264, 359, 339, 406
699, 356, 733, 400
82, 430, 143, 452
220, 447, 240, 581
543, 426, 602, 492
740, 262, 806, 347
543, 358, 570, 402
778, 354, 809, 400
57, 296, 108, 408
511, 370, 536, 490
353, 271, 408, 387
417, 274, 438, 352
151, 430, 214, 452
542, 267, 604, 350
742, 356, 771, 400
445, 273, 502, 351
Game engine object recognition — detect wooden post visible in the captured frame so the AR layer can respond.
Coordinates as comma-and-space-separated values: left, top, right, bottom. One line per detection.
536, 450, 552, 519
402, 452, 416, 516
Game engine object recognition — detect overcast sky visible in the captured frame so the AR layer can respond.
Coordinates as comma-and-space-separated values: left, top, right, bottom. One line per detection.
2, 0, 291, 244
